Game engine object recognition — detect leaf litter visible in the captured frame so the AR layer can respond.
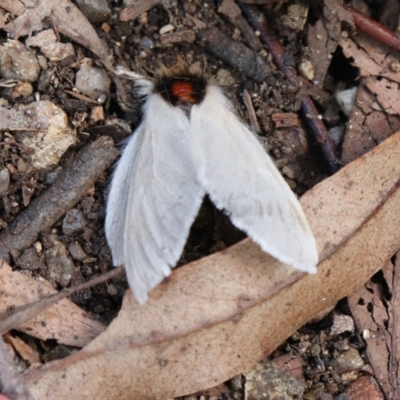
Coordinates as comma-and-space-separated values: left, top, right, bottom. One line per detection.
0, 0, 400, 399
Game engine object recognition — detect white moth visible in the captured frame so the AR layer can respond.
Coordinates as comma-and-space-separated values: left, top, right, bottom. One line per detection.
106, 67, 318, 304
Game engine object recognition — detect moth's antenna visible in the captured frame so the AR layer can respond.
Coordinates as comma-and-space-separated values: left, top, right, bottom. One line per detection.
114, 66, 145, 80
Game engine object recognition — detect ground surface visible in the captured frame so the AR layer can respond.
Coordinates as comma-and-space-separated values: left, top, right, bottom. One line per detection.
0, 1, 399, 399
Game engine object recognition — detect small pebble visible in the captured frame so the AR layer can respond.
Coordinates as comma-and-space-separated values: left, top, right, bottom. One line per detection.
63, 209, 86, 235
68, 242, 88, 262
325, 382, 339, 394
228, 374, 243, 391
330, 314, 355, 335
17, 157, 30, 173
310, 343, 321, 356
329, 126, 344, 146
13, 101, 76, 169
298, 59, 314, 81
140, 37, 154, 50
75, 63, 111, 100
331, 347, 364, 374
244, 360, 304, 399
159, 24, 175, 35
215, 69, 236, 87
0, 40, 40, 82
45, 241, 75, 286
11, 81, 33, 99
14, 248, 45, 271
107, 283, 118, 296
334, 340, 350, 352
335, 87, 357, 117
41, 42, 75, 62
0, 168, 10, 196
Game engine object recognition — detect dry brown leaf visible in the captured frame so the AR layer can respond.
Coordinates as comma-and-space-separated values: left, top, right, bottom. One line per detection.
21, 131, 400, 399
351, 253, 400, 399
307, 0, 348, 87
340, 80, 400, 165
340, 34, 400, 84
5, 334, 40, 365
348, 273, 391, 397
364, 77, 400, 115
0, 262, 105, 347
0, 0, 113, 70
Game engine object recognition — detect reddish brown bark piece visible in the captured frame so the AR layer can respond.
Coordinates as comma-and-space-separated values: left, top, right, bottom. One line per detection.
271, 113, 300, 129
343, 3, 400, 52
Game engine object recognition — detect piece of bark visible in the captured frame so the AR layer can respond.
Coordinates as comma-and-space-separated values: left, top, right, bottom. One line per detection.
0, 136, 118, 262
160, 30, 196, 44
119, 0, 161, 22
218, 0, 262, 51
242, 89, 260, 133
197, 27, 270, 83
271, 113, 300, 129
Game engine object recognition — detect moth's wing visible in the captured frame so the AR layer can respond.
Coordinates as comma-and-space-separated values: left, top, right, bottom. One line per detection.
106, 93, 205, 303
191, 85, 318, 272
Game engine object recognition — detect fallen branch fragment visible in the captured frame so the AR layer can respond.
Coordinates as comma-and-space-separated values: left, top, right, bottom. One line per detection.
343, 3, 400, 52
197, 27, 270, 83
239, 2, 340, 173
0, 136, 118, 262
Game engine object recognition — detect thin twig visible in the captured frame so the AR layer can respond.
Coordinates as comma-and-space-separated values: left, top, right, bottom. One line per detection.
343, 3, 400, 52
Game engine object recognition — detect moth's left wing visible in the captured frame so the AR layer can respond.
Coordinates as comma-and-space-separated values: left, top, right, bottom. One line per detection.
106, 93, 205, 303
191, 85, 318, 273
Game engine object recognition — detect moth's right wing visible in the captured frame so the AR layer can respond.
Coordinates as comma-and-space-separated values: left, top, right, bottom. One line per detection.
105, 93, 205, 303
191, 85, 318, 274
